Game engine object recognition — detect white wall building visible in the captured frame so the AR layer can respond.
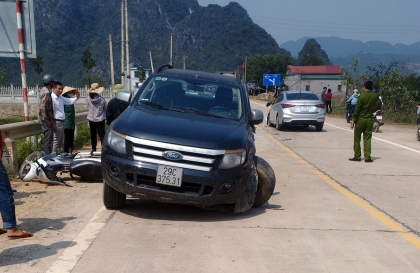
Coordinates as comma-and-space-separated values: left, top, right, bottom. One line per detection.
284, 65, 347, 96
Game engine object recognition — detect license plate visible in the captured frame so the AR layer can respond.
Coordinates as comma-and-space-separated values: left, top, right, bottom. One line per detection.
156, 165, 183, 187
376, 115, 382, 120
300, 106, 309, 112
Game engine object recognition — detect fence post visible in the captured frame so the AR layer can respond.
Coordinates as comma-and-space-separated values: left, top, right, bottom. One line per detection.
11, 83, 14, 101
2, 138, 18, 173
31, 135, 38, 148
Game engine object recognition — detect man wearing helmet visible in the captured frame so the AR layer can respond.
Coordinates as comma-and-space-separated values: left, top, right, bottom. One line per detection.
38, 74, 56, 154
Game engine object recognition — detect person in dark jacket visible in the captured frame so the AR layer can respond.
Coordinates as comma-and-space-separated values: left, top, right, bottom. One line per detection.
106, 84, 129, 125
62, 86, 79, 153
87, 83, 107, 153
349, 80, 379, 163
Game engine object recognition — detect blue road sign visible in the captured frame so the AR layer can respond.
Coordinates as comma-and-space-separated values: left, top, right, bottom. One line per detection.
263, 74, 281, 86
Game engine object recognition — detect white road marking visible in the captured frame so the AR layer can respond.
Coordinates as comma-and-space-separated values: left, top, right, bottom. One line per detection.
326, 122, 420, 154
46, 206, 113, 273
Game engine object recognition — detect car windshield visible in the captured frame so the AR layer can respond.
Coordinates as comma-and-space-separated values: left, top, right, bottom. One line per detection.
286, 92, 319, 100
133, 75, 243, 120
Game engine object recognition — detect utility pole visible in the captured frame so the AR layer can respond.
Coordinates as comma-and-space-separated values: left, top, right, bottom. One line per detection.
109, 34, 115, 89
149, 51, 154, 73
15, 0, 29, 121
120, 0, 125, 87
183, 55, 186, 70
125, 0, 131, 92
169, 30, 173, 66
244, 56, 247, 83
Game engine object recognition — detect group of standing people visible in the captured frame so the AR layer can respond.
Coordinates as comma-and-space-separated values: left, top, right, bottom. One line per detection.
38, 76, 127, 154
1, 76, 130, 239
38, 75, 80, 154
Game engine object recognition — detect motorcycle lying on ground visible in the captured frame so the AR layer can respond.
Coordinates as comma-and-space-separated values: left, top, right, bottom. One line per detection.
373, 110, 384, 132
19, 151, 102, 187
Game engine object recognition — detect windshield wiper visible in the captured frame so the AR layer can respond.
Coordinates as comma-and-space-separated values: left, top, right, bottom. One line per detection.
170, 107, 222, 118
141, 101, 166, 109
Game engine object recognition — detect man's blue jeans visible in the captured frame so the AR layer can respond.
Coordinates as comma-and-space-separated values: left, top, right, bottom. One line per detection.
0, 160, 16, 229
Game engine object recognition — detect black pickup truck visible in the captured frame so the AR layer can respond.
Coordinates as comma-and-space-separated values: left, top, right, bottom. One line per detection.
101, 65, 275, 213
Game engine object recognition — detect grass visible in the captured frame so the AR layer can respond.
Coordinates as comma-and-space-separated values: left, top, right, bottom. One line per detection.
14, 123, 92, 167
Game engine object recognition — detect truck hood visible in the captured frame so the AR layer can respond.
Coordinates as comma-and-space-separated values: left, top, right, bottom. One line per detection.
112, 107, 248, 150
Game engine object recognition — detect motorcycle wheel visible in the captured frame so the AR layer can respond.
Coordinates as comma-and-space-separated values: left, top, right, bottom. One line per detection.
417, 127, 420, 141
373, 120, 380, 132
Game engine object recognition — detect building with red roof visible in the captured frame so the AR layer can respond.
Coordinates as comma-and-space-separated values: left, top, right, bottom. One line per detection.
284, 65, 347, 95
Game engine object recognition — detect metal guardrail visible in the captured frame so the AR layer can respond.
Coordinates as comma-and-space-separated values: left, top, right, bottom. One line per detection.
0, 112, 88, 140
0, 85, 116, 99
0, 112, 88, 173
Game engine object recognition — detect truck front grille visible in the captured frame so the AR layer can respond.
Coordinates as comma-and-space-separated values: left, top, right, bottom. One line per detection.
126, 136, 225, 172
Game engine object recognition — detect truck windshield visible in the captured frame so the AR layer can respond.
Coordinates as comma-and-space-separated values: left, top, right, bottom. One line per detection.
133, 75, 243, 120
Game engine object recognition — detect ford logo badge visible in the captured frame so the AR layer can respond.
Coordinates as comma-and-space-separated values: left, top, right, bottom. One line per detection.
162, 151, 183, 161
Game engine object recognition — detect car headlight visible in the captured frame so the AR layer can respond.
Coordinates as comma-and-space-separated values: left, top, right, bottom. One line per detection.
220, 149, 246, 169
107, 129, 126, 154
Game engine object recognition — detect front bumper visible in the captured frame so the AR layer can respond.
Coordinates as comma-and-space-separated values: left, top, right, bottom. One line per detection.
102, 154, 253, 207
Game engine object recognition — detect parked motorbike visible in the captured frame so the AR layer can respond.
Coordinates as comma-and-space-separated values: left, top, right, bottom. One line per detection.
373, 110, 384, 132
417, 125, 420, 141
346, 101, 355, 123
19, 151, 102, 186
417, 114, 420, 141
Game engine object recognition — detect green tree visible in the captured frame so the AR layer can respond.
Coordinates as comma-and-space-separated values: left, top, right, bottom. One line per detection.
0, 69, 6, 85
339, 58, 368, 96
29, 54, 44, 85
377, 69, 417, 123
81, 50, 96, 78
135, 66, 146, 82
246, 53, 295, 93
82, 76, 103, 86
297, 38, 331, 66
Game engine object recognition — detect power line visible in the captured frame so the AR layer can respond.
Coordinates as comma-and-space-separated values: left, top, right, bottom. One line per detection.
35, 0, 121, 43
250, 14, 420, 30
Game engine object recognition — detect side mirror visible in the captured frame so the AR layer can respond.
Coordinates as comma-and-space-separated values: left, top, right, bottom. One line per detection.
250, 109, 264, 125
115, 90, 132, 105
266, 102, 272, 107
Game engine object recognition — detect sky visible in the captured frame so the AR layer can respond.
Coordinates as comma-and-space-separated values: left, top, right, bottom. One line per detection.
197, 0, 420, 46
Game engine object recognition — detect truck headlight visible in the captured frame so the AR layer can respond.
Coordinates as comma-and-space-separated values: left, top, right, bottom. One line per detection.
107, 129, 126, 154
220, 149, 246, 169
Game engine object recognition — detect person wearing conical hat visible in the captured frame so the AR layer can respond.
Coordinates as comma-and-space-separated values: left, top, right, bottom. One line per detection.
52, 81, 80, 153
62, 86, 80, 153
87, 83, 107, 153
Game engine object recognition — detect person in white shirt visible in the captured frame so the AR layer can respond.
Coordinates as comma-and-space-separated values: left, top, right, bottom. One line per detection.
51, 81, 79, 153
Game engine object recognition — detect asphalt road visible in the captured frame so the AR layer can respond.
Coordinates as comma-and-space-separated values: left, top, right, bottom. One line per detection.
1, 100, 420, 272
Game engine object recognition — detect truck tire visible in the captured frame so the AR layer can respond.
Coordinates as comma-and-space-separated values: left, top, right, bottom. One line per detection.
253, 156, 276, 208
234, 169, 257, 213
103, 182, 126, 209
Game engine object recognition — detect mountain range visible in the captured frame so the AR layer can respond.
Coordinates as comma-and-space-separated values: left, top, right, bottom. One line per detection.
280, 37, 420, 58
0, 0, 285, 86
1, 0, 419, 86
